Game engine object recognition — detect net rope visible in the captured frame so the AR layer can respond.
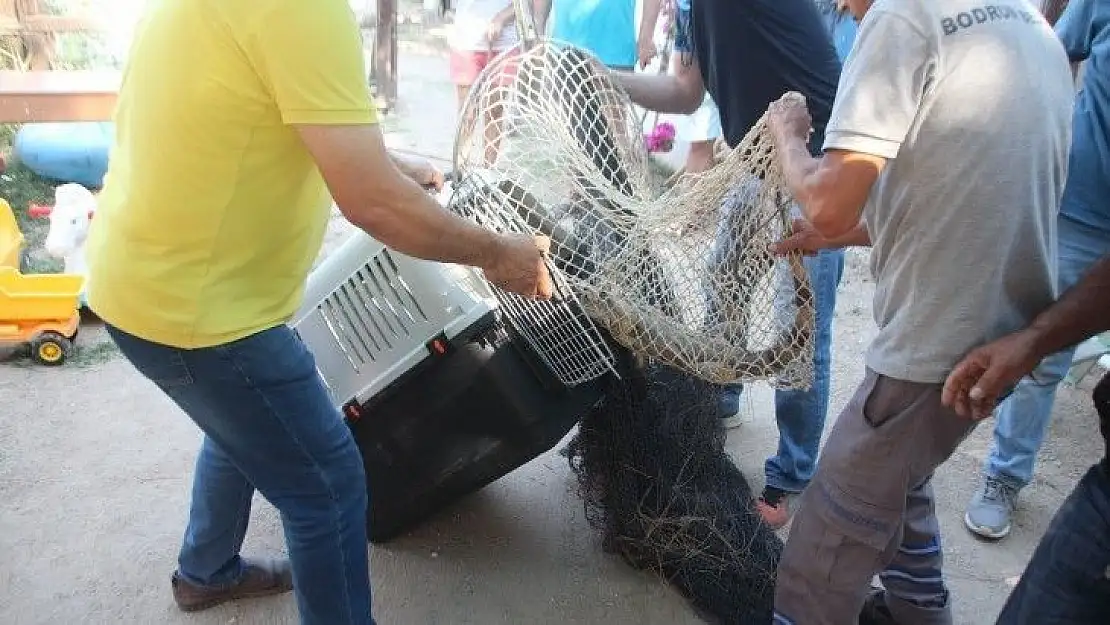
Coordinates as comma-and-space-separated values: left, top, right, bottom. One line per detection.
448, 41, 815, 390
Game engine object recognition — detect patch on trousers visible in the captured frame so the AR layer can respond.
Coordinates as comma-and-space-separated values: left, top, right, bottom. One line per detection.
816, 481, 893, 535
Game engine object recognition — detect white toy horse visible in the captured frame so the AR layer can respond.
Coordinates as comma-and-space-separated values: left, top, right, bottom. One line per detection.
35, 183, 97, 306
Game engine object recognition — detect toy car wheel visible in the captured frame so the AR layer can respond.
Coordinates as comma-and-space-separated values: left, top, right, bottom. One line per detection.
30, 332, 73, 366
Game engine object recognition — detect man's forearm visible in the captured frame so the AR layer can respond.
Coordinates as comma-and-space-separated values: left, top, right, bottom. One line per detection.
298, 125, 505, 270
346, 152, 502, 268
347, 177, 502, 269
773, 127, 881, 240
778, 133, 859, 238
1025, 254, 1110, 358
778, 135, 820, 210
612, 71, 701, 114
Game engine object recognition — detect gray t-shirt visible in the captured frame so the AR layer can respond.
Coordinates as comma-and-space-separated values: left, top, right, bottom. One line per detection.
824, 0, 1075, 383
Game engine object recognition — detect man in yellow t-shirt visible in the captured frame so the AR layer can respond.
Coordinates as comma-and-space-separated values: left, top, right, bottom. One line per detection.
87, 1, 550, 623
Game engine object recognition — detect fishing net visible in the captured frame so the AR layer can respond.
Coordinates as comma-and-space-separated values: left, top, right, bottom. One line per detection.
449, 40, 815, 391
445, 40, 806, 623
564, 355, 782, 622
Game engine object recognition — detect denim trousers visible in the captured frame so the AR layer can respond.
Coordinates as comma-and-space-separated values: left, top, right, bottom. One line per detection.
738, 249, 844, 493
985, 215, 1110, 491
709, 183, 845, 494
995, 460, 1110, 624
106, 323, 374, 625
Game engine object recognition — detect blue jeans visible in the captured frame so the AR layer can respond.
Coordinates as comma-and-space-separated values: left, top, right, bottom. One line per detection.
707, 182, 845, 493
106, 324, 374, 625
985, 215, 1110, 491
718, 249, 844, 493
995, 460, 1110, 624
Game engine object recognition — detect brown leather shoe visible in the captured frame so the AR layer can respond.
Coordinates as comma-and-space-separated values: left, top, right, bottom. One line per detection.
171, 558, 294, 612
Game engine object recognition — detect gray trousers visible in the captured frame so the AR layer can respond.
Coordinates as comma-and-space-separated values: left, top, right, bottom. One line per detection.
773, 368, 977, 625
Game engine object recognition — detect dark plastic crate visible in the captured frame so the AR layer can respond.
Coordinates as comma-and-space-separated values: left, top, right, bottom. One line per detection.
343, 326, 605, 543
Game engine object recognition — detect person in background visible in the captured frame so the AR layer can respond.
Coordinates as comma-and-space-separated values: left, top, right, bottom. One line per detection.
672, 0, 723, 177
448, 0, 520, 166
942, 253, 1110, 625
680, 97, 723, 172
611, 0, 844, 529
817, 0, 859, 61
964, 0, 1110, 542
765, 0, 1072, 621
84, 1, 552, 623
535, 0, 663, 71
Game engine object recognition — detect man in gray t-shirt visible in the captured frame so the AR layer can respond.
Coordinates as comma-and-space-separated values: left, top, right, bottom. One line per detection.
763, 0, 1074, 623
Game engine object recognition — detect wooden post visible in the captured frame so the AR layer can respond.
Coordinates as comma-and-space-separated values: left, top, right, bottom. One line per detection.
15, 0, 51, 70
373, 0, 397, 112
2, 0, 106, 70
0, 70, 119, 122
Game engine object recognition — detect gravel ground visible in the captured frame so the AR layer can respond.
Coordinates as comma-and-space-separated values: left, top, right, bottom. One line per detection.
1, 37, 1103, 625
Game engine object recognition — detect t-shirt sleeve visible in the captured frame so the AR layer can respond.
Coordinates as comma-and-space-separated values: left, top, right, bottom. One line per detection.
244, 0, 377, 125
1055, 0, 1102, 62
822, 10, 933, 160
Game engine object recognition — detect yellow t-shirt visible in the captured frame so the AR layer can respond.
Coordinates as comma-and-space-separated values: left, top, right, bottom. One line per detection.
86, 0, 377, 348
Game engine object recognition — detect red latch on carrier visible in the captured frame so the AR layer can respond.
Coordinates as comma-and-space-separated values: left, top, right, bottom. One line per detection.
426, 332, 451, 357
342, 400, 364, 424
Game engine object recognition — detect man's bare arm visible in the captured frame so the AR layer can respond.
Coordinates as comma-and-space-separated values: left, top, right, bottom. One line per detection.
1026, 255, 1110, 360
775, 130, 885, 240
943, 254, 1110, 418
612, 56, 705, 114
297, 124, 500, 267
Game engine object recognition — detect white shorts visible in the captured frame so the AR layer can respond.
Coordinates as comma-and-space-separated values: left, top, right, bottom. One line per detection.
680, 93, 723, 143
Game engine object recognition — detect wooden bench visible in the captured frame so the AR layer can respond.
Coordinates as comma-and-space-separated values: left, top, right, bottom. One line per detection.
0, 70, 119, 123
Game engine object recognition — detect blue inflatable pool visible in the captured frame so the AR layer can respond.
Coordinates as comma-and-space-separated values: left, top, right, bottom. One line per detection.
13, 122, 113, 189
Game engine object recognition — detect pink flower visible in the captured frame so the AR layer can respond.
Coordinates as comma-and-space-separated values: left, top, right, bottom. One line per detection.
644, 122, 677, 154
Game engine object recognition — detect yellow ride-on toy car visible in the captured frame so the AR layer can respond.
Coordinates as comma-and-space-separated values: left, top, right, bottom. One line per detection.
0, 267, 84, 365
0, 199, 85, 366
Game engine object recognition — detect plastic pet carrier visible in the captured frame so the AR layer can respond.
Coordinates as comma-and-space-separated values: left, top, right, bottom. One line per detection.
292, 208, 605, 543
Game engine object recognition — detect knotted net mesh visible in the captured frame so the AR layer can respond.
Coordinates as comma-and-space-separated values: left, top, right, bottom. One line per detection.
445, 40, 810, 622
448, 41, 815, 391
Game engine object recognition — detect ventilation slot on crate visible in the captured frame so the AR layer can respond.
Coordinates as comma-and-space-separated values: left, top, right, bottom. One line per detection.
318, 249, 433, 371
